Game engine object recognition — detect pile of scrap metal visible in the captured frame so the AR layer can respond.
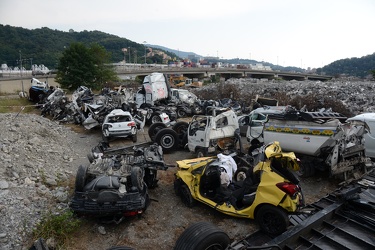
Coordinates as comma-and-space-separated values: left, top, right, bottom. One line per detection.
70, 142, 174, 223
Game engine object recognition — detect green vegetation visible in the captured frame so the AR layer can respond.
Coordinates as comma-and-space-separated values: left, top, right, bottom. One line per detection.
0, 98, 36, 113
32, 210, 81, 249
56, 42, 118, 90
0, 24, 178, 69
316, 53, 375, 78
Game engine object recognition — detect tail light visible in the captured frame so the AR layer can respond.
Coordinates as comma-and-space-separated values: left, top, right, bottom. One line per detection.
128, 121, 136, 126
276, 182, 300, 198
123, 210, 142, 217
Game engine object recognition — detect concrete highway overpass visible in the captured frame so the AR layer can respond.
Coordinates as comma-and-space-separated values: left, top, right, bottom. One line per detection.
116, 67, 332, 81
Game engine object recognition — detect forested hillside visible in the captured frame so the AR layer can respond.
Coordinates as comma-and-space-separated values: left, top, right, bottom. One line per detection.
0, 25, 177, 69
317, 53, 375, 78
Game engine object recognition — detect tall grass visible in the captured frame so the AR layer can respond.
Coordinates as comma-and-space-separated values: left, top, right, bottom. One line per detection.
0, 97, 39, 113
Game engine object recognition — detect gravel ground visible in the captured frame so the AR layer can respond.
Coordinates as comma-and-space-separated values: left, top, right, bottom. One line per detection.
0, 112, 339, 250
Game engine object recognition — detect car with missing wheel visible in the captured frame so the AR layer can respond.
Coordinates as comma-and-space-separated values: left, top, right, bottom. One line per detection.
102, 109, 137, 142
174, 141, 306, 235
70, 143, 171, 223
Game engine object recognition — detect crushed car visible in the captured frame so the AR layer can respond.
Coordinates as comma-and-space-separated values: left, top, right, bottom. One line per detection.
174, 141, 306, 235
70, 143, 173, 223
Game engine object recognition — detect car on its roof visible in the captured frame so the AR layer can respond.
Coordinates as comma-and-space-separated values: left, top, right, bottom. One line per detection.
102, 109, 137, 142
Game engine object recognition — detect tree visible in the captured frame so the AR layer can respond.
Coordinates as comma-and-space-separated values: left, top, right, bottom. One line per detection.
56, 42, 118, 90
370, 69, 375, 79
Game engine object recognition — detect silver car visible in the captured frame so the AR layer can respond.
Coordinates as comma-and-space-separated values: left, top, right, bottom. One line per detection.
102, 109, 137, 142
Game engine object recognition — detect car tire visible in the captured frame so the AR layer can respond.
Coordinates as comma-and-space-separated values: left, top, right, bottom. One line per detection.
173, 179, 182, 196
196, 148, 207, 158
75, 165, 88, 192
180, 184, 195, 207
174, 221, 230, 250
177, 108, 187, 118
233, 167, 249, 182
172, 121, 189, 148
150, 113, 162, 124
256, 204, 289, 235
155, 128, 179, 153
297, 162, 315, 178
144, 168, 158, 189
148, 122, 167, 141
131, 167, 144, 192
132, 133, 137, 143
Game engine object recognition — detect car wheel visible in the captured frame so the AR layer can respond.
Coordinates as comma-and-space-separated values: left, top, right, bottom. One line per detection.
144, 168, 158, 189
174, 221, 230, 250
174, 179, 182, 196
172, 121, 189, 148
155, 128, 179, 153
297, 162, 315, 178
150, 114, 162, 124
196, 148, 207, 158
180, 184, 195, 207
131, 167, 144, 192
87, 152, 95, 163
256, 204, 289, 235
132, 133, 137, 143
148, 122, 167, 141
75, 165, 88, 192
177, 108, 187, 118
233, 167, 249, 182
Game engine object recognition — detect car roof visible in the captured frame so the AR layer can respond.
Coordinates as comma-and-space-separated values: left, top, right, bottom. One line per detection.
107, 109, 132, 116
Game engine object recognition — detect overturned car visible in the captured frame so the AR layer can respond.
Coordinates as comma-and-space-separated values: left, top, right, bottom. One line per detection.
70, 143, 172, 223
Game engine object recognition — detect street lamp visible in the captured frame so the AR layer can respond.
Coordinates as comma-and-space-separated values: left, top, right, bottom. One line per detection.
143, 41, 147, 64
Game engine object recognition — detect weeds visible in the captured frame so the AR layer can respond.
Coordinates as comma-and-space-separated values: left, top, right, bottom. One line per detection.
33, 210, 81, 249
0, 97, 38, 113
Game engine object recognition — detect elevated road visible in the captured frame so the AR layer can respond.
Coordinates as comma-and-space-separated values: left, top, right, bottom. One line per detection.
116, 67, 332, 81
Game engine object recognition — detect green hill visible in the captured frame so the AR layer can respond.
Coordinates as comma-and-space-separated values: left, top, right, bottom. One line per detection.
317, 53, 375, 78
0, 24, 177, 69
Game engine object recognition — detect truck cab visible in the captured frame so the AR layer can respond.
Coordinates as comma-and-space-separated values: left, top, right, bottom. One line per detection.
187, 109, 239, 157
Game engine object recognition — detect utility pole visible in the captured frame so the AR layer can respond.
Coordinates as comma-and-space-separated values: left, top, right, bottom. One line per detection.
143, 41, 147, 64
19, 50, 22, 77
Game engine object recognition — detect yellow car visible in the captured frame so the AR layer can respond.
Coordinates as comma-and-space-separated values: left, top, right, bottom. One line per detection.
174, 141, 305, 235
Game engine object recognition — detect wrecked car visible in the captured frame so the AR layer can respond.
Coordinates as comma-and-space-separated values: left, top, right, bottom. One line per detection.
241, 105, 373, 181
102, 109, 138, 143
70, 143, 172, 222
174, 141, 306, 235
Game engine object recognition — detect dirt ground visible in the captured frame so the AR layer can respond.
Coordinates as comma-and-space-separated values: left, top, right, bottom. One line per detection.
58, 125, 339, 250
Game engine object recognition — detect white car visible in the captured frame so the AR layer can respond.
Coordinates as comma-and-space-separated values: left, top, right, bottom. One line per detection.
102, 109, 137, 142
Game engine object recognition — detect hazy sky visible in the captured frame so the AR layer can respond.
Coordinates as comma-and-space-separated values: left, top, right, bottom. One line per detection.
1, 0, 374, 68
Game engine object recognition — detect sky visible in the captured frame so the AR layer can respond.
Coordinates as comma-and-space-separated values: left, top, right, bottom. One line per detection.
1, 0, 374, 69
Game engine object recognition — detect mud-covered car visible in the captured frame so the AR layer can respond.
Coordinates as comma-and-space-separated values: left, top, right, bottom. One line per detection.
70, 143, 172, 222
102, 109, 137, 142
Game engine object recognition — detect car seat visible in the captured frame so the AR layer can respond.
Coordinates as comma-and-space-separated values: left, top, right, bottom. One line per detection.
200, 165, 221, 199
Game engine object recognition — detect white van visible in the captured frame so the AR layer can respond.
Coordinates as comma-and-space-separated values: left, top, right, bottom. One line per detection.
347, 113, 375, 159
